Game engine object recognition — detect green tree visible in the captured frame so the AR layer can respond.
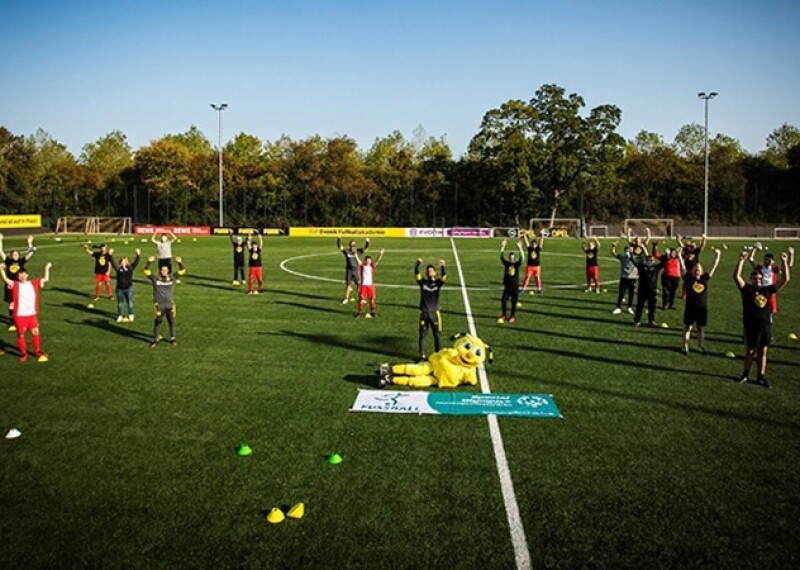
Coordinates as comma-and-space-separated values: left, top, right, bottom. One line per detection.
764, 123, 800, 168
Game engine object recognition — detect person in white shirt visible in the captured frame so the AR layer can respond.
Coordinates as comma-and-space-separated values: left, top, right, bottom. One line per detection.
0, 262, 52, 362
354, 249, 385, 319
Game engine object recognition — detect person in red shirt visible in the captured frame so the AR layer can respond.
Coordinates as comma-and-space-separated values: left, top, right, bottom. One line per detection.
246, 230, 264, 295
0, 232, 36, 331
354, 249, 385, 318
0, 262, 52, 362
654, 245, 682, 309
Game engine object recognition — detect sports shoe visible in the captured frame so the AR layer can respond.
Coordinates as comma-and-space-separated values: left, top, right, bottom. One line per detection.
354, 312, 363, 319
756, 376, 770, 389
107, 296, 114, 301
341, 298, 348, 304
369, 312, 376, 319
169, 338, 177, 346
633, 322, 641, 327
612, 307, 622, 315
537, 289, 543, 295
247, 291, 253, 296
508, 316, 517, 323
18, 354, 27, 363
417, 355, 427, 363
129, 315, 135, 322
680, 346, 689, 355
496, 316, 506, 324
627, 307, 635, 314
696, 347, 707, 355
596, 289, 601, 294
93, 297, 100, 302
149, 341, 158, 349
117, 315, 124, 323
37, 354, 48, 363
738, 374, 749, 384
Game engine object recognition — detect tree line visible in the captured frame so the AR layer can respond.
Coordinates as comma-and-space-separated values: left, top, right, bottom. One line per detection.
1, 84, 798, 229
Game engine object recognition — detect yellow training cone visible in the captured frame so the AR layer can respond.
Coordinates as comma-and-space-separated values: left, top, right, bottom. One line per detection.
266, 508, 285, 524
287, 502, 305, 519
788, 333, 798, 340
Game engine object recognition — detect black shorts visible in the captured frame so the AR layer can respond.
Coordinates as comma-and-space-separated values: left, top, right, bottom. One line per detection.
744, 323, 771, 348
345, 267, 360, 287
683, 305, 708, 327
419, 310, 441, 330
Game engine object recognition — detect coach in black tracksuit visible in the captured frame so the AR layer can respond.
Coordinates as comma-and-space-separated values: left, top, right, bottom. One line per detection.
415, 258, 447, 360
633, 254, 664, 326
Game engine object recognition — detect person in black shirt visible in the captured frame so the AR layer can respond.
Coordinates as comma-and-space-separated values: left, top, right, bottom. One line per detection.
498, 239, 524, 324
415, 257, 447, 360
230, 234, 246, 286
337, 237, 370, 304
633, 248, 664, 327
677, 233, 707, 275
0, 232, 36, 331
246, 231, 264, 295
583, 237, 601, 293
110, 248, 141, 323
84, 243, 114, 302
678, 246, 721, 354
521, 230, 545, 295
734, 250, 790, 388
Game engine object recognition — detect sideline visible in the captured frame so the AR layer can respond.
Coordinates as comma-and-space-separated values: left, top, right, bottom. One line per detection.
449, 238, 532, 570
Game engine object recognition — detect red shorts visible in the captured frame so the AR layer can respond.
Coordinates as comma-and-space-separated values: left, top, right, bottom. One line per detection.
359, 285, 376, 300
249, 267, 263, 280
14, 315, 39, 334
95, 274, 111, 283
525, 266, 540, 277
586, 266, 599, 280
769, 294, 777, 314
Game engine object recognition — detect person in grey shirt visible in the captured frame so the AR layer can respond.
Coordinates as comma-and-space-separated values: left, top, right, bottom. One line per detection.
151, 230, 177, 272
611, 241, 639, 315
143, 255, 185, 348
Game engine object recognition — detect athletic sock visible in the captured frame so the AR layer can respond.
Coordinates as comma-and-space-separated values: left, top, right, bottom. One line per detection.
17, 335, 27, 357
32, 334, 41, 355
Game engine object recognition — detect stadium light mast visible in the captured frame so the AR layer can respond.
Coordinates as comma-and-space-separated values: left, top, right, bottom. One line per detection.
698, 92, 717, 236
210, 103, 228, 227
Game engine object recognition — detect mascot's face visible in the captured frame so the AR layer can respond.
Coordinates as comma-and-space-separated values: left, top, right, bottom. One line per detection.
453, 334, 488, 368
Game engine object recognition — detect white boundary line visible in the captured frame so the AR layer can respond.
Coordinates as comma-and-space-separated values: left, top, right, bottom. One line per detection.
279, 250, 619, 291
449, 238, 532, 570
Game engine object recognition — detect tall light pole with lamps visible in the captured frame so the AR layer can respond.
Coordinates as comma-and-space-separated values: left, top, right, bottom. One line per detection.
698, 92, 717, 236
210, 103, 228, 227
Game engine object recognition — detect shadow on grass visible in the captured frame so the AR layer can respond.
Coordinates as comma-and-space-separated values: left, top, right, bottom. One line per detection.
187, 273, 230, 284
343, 373, 381, 387
271, 288, 332, 302
503, 370, 800, 432
511, 326, 685, 355
62, 301, 117, 318
77, 317, 153, 343
185, 276, 233, 292
485, 306, 633, 328
512, 343, 732, 381
272, 329, 410, 360
51, 286, 93, 299
274, 299, 342, 315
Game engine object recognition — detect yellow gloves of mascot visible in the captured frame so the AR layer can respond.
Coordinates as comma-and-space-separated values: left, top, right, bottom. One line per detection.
379, 333, 493, 388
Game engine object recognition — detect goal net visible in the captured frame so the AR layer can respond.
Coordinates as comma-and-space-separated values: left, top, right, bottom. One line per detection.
624, 218, 674, 239
528, 218, 581, 238
773, 227, 800, 239
56, 216, 132, 235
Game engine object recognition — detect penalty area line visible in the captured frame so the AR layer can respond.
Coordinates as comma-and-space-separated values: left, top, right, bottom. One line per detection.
449, 238, 532, 570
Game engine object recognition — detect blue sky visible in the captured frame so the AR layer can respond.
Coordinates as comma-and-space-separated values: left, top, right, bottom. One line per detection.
2, 0, 798, 158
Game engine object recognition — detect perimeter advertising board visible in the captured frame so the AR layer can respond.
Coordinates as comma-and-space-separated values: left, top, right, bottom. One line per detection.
133, 225, 211, 236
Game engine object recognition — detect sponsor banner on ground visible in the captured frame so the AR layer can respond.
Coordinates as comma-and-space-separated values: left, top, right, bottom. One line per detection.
350, 389, 562, 418
133, 225, 211, 236
0, 214, 42, 229
445, 227, 492, 238
290, 227, 406, 238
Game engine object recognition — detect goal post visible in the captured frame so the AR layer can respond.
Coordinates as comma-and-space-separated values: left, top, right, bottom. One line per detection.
624, 218, 674, 238
773, 227, 800, 239
587, 225, 609, 238
528, 218, 581, 238
55, 216, 132, 235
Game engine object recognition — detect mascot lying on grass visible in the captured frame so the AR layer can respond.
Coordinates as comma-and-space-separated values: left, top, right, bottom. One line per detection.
379, 333, 493, 388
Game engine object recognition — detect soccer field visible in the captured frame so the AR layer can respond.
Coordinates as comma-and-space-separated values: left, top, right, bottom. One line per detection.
2, 235, 799, 568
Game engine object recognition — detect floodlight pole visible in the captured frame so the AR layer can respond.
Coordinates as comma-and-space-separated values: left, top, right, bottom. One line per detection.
698, 92, 717, 237
211, 103, 228, 227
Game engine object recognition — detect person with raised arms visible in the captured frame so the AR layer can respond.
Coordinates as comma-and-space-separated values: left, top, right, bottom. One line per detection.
0, 261, 51, 362
415, 257, 447, 361
678, 246, 722, 355
0, 232, 36, 331
337, 237, 370, 304
143, 255, 186, 348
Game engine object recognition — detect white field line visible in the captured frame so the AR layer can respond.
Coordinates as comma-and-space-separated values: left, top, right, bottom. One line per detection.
279, 250, 619, 291
449, 238, 532, 570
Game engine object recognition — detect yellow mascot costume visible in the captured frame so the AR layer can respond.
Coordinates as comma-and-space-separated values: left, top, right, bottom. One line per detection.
379, 333, 493, 388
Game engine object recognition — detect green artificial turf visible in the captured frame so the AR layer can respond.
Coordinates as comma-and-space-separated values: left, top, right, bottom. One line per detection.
1, 235, 798, 568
